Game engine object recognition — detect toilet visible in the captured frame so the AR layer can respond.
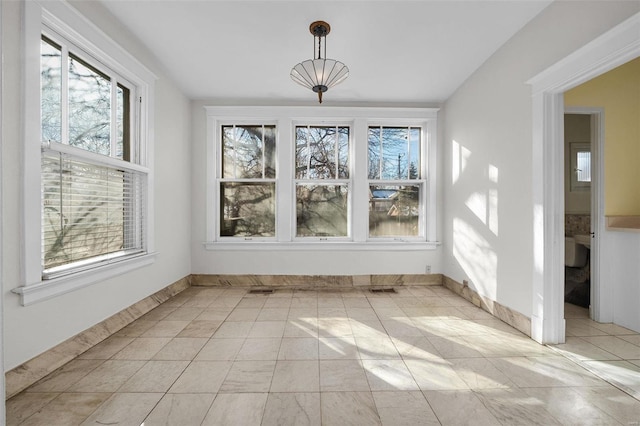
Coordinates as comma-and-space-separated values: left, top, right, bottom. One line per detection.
565, 237, 588, 267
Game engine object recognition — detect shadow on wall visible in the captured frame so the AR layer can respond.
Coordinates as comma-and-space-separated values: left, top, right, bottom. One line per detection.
450, 139, 500, 300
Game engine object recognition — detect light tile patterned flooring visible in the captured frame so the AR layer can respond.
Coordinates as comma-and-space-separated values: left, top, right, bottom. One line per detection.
7, 286, 640, 425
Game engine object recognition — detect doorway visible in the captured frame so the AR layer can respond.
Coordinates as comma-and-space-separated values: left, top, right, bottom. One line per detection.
562, 110, 603, 325
528, 12, 639, 344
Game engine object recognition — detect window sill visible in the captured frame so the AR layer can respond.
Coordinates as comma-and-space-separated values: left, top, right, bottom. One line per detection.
13, 252, 157, 306
203, 241, 441, 251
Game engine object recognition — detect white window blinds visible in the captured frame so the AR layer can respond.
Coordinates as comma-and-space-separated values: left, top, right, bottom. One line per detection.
41, 142, 147, 279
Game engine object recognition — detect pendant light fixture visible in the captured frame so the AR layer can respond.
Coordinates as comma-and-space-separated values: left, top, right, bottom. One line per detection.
290, 21, 349, 104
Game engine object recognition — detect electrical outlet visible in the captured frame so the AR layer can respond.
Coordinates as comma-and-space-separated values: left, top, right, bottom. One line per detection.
425, 265, 431, 274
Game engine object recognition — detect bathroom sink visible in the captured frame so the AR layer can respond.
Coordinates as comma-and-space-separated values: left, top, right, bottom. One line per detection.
574, 234, 591, 248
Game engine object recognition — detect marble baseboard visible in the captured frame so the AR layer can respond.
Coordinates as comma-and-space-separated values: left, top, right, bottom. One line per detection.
443, 276, 531, 337
190, 274, 444, 288
5, 277, 190, 399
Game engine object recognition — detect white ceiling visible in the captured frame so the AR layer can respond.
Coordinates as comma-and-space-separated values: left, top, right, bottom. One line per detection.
98, 0, 552, 105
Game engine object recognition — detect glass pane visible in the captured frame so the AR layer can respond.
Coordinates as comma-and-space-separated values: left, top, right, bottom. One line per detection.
222, 126, 235, 178
296, 184, 348, 237
368, 127, 381, 179
308, 127, 335, 179
220, 182, 276, 237
264, 125, 276, 178
381, 127, 408, 180
222, 125, 275, 179
236, 126, 263, 178
338, 128, 349, 178
41, 38, 62, 143
369, 184, 421, 237
576, 151, 591, 182
369, 126, 422, 180
295, 127, 311, 179
68, 54, 112, 155
116, 84, 130, 160
296, 126, 349, 179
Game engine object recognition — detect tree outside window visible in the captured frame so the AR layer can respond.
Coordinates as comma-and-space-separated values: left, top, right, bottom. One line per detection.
295, 126, 350, 237
220, 125, 276, 237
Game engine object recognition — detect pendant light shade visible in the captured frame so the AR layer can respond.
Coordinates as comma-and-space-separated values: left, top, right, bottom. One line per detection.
290, 21, 349, 103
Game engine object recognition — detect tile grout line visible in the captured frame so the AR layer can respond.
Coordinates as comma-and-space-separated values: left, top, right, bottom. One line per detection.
547, 342, 640, 402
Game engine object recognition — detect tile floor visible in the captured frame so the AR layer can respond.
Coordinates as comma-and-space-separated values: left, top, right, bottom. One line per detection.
6, 286, 640, 425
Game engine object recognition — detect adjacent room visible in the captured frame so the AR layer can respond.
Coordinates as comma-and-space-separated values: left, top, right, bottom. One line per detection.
2, 0, 640, 424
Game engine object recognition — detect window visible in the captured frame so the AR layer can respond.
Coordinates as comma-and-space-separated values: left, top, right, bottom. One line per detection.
295, 126, 350, 238
220, 125, 276, 238
570, 142, 591, 191
16, 1, 155, 305
205, 106, 438, 250
368, 126, 423, 238
40, 33, 146, 279
41, 36, 131, 158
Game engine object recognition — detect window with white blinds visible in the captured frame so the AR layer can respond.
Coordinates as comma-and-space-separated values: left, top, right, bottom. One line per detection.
38, 28, 149, 279
16, 0, 155, 305
41, 144, 147, 279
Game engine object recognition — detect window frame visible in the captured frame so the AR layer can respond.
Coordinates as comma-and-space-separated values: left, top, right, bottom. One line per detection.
216, 122, 278, 241
293, 123, 353, 241
569, 142, 591, 192
205, 106, 439, 251
40, 32, 137, 161
366, 125, 427, 241
15, 0, 157, 305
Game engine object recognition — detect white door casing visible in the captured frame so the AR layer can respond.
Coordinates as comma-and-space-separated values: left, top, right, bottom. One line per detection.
528, 12, 640, 344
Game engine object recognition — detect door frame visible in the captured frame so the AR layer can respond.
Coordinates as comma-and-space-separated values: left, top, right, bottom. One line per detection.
0, 0, 4, 418
528, 12, 640, 344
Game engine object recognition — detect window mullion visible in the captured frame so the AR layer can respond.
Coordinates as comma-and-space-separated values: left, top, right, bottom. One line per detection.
306, 125, 311, 178
425, 122, 436, 241
334, 126, 339, 178
352, 119, 368, 242
275, 118, 292, 242
135, 94, 142, 164
378, 126, 383, 179
261, 125, 266, 178
406, 127, 410, 180
61, 45, 69, 145
233, 125, 238, 179
423, 125, 430, 182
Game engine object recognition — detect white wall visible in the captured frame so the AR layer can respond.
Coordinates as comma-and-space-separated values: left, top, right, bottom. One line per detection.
190, 101, 444, 275
2, 1, 192, 370
442, 1, 640, 318
600, 231, 640, 331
